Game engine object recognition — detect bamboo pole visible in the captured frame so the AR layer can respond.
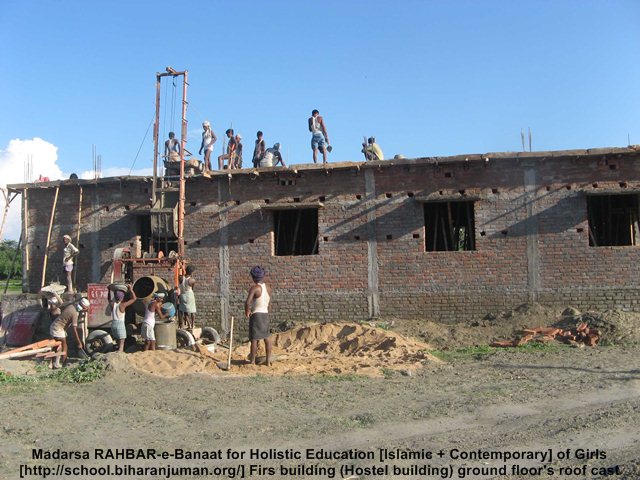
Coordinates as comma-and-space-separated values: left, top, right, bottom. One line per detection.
439, 211, 450, 251
73, 186, 83, 288
24, 188, 29, 275
291, 210, 302, 255
446, 202, 455, 249
466, 201, 475, 250
41, 186, 60, 288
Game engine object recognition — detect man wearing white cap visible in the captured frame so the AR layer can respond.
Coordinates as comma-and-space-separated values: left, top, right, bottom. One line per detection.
62, 234, 79, 294
199, 121, 217, 171
49, 297, 90, 368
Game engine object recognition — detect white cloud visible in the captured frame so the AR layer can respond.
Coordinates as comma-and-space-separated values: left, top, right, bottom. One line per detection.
0, 138, 63, 241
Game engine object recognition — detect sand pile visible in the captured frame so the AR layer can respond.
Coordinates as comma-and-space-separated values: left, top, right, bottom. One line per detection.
125, 322, 438, 378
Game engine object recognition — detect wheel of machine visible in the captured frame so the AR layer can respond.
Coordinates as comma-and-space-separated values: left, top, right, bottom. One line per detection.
201, 327, 221, 345
85, 329, 114, 356
176, 329, 196, 349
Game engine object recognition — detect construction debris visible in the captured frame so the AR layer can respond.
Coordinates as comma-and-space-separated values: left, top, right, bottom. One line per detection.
490, 323, 601, 348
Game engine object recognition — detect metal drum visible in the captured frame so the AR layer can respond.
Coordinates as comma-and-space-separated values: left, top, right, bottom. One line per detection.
154, 319, 177, 350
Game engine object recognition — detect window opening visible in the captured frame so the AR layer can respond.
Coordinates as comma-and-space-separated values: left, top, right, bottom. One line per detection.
424, 201, 476, 251
273, 209, 319, 256
587, 194, 639, 247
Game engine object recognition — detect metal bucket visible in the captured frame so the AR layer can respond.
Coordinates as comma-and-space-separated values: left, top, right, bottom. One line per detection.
154, 319, 177, 350
132, 275, 169, 317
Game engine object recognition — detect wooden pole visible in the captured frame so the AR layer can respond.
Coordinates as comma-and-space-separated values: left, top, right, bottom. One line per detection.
0, 188, 18, 241
41, 186, 60, 288
291, 210, 302, 255
226, 316, 234, 370
73, 186, 83, 288
446, 202, 455, 250
23, 188, 29, 277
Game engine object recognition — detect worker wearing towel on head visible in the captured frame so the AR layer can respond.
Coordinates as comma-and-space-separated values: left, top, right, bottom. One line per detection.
49, 296, 89, 368
179, 265, 197, 330
245, 266, 272, 366
62, 234, 79, 293
143, 293, 167, 351
110, 284, 137, 353
199, 121, 217, 171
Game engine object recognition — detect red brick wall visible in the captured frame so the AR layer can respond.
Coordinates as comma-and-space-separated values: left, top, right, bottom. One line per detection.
19, 152, 640, 332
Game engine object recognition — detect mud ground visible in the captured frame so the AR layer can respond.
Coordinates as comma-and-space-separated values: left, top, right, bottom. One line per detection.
0, 305, 639, 479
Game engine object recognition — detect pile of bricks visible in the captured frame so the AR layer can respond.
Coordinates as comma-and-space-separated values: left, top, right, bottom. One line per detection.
490, 323, 600, 348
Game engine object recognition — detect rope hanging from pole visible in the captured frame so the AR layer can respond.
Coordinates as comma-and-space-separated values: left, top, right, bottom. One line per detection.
170, 77, 177, 133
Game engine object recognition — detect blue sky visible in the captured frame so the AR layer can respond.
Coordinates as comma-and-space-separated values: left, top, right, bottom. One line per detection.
1, 0, 640, 178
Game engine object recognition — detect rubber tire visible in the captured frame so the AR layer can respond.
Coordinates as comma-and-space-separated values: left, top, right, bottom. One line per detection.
86, 329, 114, 356
176, 329, 196, 349
201, 327, 221, 345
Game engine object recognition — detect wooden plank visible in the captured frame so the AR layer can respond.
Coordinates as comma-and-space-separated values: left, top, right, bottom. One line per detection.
446, 202, 455, 249
41, 186, 60, 288
466, 201, 475, 250
439, 209, 450, 251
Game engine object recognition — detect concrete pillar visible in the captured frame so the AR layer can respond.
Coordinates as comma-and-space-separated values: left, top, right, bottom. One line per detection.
523, 164, 540, 302
364, 169, 380, 318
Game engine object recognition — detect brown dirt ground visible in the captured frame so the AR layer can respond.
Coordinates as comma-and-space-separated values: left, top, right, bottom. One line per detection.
1, 304, 639, 479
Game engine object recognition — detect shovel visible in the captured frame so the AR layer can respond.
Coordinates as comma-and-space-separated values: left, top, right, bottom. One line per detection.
217, 316, 234, 371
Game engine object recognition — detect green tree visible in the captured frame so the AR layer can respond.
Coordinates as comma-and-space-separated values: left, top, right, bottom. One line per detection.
0, 240, 22, 280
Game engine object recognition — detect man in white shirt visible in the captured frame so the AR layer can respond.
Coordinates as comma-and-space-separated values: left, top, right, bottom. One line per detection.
62, 234, 79, 293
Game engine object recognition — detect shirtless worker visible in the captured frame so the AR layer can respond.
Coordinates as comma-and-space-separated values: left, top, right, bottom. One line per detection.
308, 109, 330, 164
164, 131, 181, 162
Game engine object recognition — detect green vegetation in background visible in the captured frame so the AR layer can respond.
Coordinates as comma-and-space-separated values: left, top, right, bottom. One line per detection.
0, 240, 22, 280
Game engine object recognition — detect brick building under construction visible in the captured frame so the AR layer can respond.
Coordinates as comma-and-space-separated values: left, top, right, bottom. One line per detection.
8, 146, 640, 333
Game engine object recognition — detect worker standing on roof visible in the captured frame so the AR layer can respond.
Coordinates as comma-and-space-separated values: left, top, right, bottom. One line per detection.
165, 132, 181, 162
234, 134, 243, 169
218, 129, 237, 170
62, 234, 79, 294
362, 137, 384, 161
252, 131, 266, 168
199, 121, 217, 171
308, 109, 330, 165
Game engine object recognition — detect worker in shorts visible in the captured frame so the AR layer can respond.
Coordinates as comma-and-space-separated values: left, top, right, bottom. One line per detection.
49, 296, 89, 368
244, 266, 272, 366
142, 292, 167, 351
308, 109, 330, 164
110, 284, 137, 353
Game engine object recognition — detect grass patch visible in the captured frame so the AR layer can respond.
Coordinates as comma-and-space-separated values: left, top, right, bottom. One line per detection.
46, 360, 106, 383
429, 341, 567, 361
0, 370, 37, 384
1, 279, 22, 294
429, 345, 497, 362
